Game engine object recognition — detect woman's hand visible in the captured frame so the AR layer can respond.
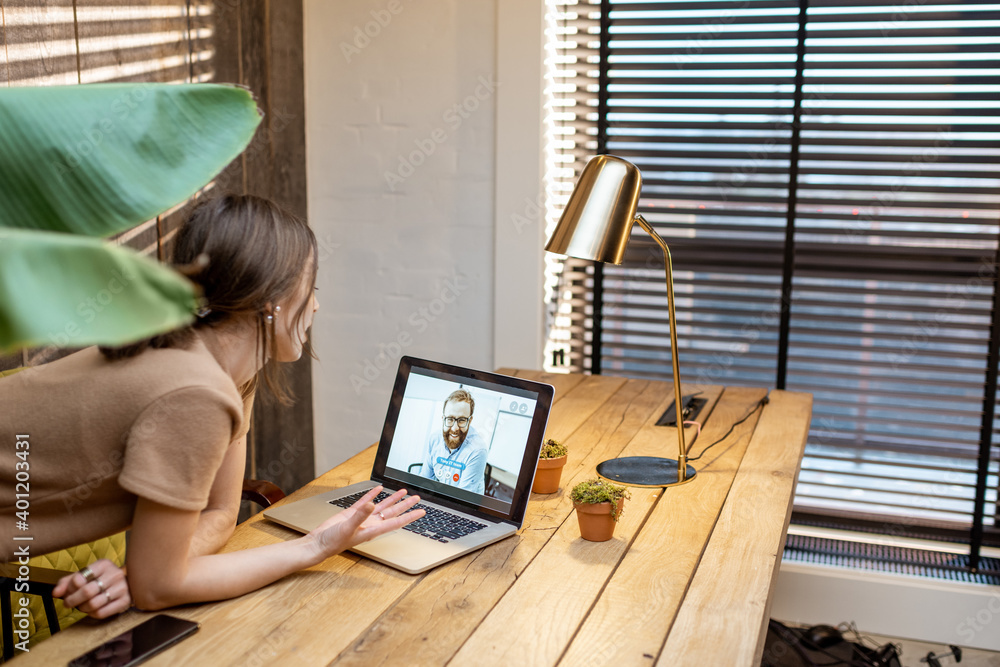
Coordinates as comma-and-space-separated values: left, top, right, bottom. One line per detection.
307, 486, 425, 559
52, 559, 132, 619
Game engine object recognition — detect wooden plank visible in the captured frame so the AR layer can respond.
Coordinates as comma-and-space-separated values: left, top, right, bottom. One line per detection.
334, 377, 670, 667
25, 378, 807, 666
238, 0, 271, 200
1, 1, 9, 86
168, 448, 410, 667
498, 367, 587, 403
657, 390, 812, 667
535, 373, 625, 440
3, 0, 78, 86
558, 386, 768, 666
208, 0, 245, 193
188, 0, 213, 82
451, 488, 655, 666
75, 0, 190, 84
112, 217, 159, 257
27, 446, 387, 666
265, 0, 306, 219
449, 382, 725, 666
230, 374, 632, 665
236, 0, 314, 498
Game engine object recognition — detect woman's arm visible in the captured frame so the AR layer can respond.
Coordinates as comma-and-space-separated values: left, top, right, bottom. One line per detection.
123, 486, 422, 610
53, 434, 248, 617
187, 435, 247, 557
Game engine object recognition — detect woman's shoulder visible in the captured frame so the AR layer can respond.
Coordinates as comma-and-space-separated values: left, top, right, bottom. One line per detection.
122, 340, 243, 407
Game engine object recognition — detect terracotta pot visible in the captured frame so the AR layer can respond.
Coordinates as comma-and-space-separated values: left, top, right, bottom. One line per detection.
532, 455, 567, 494
573, 497, 625, 542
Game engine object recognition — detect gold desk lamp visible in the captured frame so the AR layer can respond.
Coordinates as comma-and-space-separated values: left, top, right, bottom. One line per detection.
545, 154, 697, 487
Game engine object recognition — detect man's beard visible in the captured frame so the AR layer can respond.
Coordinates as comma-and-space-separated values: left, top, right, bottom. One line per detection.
443, 427, 467, 450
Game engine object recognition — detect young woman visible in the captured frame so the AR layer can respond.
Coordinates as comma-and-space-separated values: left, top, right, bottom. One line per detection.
1, 194, 423, 617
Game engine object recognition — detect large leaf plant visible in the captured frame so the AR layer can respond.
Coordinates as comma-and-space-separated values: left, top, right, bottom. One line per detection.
0, 84, 261, 352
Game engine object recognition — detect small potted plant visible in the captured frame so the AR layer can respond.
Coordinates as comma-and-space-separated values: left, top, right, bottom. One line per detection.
532, 438, 569, 494
570, 478, 630, 542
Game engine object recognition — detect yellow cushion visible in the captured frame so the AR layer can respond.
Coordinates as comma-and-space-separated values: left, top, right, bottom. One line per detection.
2, 533, 127, 651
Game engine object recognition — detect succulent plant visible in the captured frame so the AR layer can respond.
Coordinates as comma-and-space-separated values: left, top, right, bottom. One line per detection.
570, 478, 630, 522
538, 438, 568, 459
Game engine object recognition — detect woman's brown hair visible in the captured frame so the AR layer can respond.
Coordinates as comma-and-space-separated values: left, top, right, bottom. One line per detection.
100, 194, 318, 404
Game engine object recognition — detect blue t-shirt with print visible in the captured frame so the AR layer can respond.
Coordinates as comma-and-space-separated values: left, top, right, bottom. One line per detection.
420, 427, 488, 495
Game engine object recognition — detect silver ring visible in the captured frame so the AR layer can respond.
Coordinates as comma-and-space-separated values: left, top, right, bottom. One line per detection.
96, 578, 106, 594
378, 511, 385, 520
80, 566, 96, 583
104, 591, 112, 604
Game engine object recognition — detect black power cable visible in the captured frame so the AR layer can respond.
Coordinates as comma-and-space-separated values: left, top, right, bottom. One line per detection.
688, 394, 770, 463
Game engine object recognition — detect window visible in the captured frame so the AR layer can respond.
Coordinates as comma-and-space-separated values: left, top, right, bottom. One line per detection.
544, 0, 1000, 566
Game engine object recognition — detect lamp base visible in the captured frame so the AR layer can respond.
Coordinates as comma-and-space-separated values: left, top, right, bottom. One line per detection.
596, 456, 697, 488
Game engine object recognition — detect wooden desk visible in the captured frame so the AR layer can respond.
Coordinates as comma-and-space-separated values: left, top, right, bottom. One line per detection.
24, 372, 811, 666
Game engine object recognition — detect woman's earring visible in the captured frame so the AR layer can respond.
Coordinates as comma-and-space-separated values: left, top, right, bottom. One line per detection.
266, 313, 274, 324
274, 306, 281, 314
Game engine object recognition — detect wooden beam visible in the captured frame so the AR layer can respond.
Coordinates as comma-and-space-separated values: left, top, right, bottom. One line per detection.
210, 0, 314, 495
208, 0, 245, 194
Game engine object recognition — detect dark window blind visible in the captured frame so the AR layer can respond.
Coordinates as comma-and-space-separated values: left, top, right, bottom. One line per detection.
544, 0, 1000, 559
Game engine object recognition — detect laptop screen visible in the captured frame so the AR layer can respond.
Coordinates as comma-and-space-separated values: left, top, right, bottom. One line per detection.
373, 357, 554, 524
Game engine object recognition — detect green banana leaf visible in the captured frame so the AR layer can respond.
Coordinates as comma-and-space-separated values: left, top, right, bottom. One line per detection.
0, 228, 198, 352
0, 83, 261, 350
0, 84, 261, 236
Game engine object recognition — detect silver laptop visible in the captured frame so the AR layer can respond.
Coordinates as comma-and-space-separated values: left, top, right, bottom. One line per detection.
265, 356, 554, 574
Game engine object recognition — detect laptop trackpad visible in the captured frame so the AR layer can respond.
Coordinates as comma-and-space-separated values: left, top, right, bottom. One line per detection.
353, 528, 460, 564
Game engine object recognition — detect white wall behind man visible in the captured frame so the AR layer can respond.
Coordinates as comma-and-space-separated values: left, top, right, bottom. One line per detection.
304, 0, 545, 473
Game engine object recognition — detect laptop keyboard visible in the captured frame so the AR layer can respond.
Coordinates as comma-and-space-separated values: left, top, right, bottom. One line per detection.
329, 490, 488, 544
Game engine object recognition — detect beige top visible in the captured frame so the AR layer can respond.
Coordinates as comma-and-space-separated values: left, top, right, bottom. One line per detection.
0, 336, 253, 560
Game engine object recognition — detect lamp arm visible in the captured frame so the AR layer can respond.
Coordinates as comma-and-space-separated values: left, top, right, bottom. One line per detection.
634, 214, 689, 479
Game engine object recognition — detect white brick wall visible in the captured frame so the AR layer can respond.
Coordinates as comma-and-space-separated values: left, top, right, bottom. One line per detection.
304, 0, 501, 472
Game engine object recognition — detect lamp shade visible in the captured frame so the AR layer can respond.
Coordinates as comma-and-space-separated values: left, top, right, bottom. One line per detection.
544, 155, 642, 265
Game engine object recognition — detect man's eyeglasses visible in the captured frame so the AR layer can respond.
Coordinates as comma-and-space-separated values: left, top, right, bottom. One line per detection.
443, 416, 470, 428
